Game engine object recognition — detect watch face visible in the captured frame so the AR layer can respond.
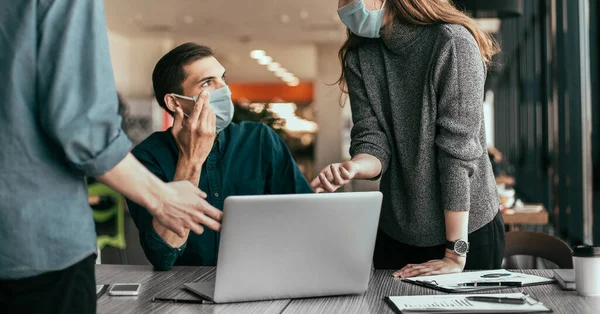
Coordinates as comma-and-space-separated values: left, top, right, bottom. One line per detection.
454, 240, 469, 254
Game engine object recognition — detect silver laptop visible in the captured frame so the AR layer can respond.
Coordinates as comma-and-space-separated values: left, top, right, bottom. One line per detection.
184, 191, 383, 303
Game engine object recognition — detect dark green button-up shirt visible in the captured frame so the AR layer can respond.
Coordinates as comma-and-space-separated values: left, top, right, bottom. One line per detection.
127, 122, 312, 270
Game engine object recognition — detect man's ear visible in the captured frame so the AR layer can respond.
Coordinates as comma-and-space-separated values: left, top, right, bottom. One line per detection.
164, 94, 179, 113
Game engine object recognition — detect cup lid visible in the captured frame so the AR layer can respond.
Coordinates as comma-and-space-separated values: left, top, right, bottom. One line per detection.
573, 245, 600, 257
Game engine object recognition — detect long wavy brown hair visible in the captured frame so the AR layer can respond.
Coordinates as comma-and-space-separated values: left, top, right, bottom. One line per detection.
337, 0, 499, 94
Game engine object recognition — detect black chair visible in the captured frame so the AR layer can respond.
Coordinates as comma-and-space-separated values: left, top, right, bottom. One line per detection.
504, 231, 573, 269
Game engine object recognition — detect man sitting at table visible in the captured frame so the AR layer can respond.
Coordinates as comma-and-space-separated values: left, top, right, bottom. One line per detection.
126, 42, 312, 270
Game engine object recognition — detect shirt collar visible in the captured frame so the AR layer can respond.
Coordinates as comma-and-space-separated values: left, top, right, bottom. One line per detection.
216, 125, 229, 153
380, 18, 427, 54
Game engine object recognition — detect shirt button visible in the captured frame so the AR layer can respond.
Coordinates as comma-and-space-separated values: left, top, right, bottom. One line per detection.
214, 193, 219, 198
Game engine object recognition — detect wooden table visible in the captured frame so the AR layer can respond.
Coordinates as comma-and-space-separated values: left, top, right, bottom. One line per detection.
96, 265, 600, 314
502, 205, 549, 231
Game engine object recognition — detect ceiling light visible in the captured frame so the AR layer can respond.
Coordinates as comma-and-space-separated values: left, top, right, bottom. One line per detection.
267, 62, 281, 72
250, 50, 266, 59
282, 75, 296, 83
258, 56, 272, 65
282, 72, 295, 79
281, 14, 290, 23
276, 68, 288, 74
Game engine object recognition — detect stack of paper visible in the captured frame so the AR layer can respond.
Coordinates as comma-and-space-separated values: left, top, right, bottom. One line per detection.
386, 293, 551, 313
402, 269, 555, 292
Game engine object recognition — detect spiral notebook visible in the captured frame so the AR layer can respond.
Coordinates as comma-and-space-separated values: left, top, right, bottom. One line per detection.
402, 269, 555, 293
385, 292, 551, 313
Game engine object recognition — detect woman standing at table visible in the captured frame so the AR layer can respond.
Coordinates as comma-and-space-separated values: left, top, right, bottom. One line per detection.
312, 0, 504, 277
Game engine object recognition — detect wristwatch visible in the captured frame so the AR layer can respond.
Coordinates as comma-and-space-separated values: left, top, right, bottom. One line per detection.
446, 239, 469, 256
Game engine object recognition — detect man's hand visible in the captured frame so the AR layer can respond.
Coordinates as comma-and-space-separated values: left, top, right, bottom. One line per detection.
392, 249, 466, 278
151, 180, 222, 237
171, 91, 216, 165
96, 154, 223, 238
310, 161, 361, 193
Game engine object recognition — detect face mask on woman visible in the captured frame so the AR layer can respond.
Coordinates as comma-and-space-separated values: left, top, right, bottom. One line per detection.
338, 0, 387, 38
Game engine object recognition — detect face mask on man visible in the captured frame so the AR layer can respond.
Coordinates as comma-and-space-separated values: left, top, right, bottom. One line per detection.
172, 85, 235, 133
338, 0, 387, 38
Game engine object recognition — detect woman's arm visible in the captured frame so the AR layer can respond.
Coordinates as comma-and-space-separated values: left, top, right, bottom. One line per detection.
393, 34, 486, 278
442, 210, 469, 260
345, 50, 392, 175
311, 49, 391, 192
310, 153, 382, 193
350, 153, 382, 179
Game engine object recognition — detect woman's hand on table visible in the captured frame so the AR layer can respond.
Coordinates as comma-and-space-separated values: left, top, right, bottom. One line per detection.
392, 249, 466, 278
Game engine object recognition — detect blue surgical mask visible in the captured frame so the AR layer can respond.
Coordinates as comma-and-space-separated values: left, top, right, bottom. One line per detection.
337, 0, 386, 38
172, 85, 235, 133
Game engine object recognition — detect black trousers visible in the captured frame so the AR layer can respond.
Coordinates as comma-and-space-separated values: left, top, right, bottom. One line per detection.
0, 254, 96, 314
373, 212, 505, 270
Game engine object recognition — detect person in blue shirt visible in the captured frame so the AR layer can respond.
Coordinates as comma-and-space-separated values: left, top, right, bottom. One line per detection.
127, 43, 313, 270
0, 2, 221, 313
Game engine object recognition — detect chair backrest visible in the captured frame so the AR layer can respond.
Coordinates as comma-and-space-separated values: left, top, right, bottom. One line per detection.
88, 183, 126, 251
504, 231, 573, 269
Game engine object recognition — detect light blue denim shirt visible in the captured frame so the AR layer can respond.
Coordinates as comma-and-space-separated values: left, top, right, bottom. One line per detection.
0, 0, 131, 279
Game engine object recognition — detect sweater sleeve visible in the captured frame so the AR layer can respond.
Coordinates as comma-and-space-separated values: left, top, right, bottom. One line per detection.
346, 50, 392, 176
433, 36, 486, 212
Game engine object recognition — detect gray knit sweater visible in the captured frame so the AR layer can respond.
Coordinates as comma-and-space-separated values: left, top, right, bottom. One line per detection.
347, 21, 499, 247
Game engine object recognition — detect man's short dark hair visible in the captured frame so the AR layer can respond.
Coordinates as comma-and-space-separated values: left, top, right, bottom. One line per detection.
152, 42, 213, 114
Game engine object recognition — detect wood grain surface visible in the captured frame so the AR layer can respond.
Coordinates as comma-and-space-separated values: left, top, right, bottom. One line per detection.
96, 266, 599, 314
95, 265, 289, 314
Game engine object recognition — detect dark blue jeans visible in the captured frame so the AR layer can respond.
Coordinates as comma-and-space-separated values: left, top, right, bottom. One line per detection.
0, 254, 96, 314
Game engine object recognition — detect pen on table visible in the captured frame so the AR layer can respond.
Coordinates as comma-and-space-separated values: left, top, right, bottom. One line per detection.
458, 281, 523, 287
466, 296, 527, 304
152, 297, 210, 304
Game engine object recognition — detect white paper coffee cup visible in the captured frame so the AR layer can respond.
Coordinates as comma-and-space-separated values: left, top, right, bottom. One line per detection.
573, 246, 600, 296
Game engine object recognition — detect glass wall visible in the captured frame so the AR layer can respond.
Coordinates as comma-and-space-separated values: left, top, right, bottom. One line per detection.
491, 0, 597, 245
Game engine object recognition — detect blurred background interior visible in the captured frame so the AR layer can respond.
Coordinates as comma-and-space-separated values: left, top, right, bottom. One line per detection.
91, 0, 600, 269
